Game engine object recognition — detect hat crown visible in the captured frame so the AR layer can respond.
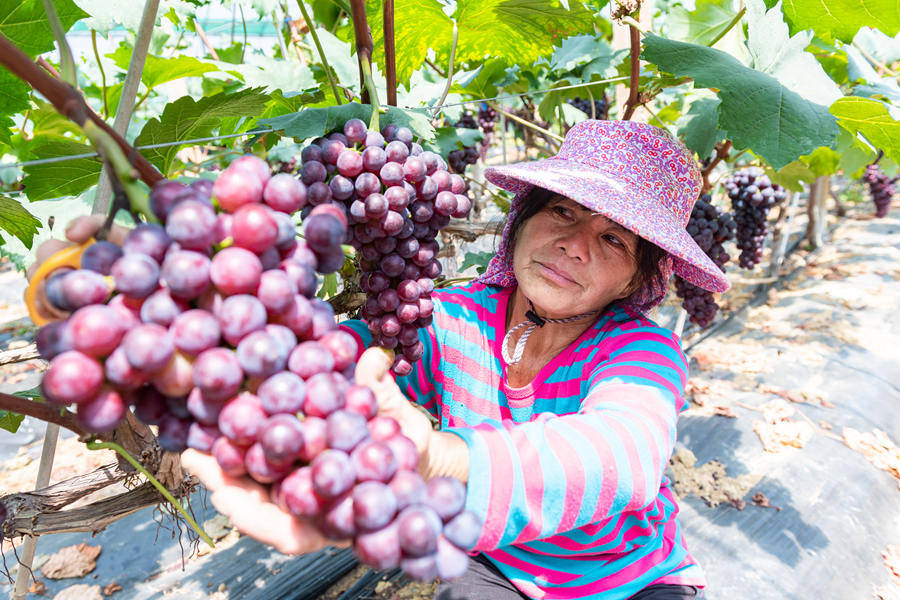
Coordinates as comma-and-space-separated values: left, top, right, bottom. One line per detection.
555, 120, 701, 226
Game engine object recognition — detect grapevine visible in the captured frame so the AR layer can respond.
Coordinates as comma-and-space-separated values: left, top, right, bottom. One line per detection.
446, 112, 480, 174
568, 95, 610, 120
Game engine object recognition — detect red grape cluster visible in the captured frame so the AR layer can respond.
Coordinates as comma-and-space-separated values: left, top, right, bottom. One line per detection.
477, 104, 496, 135
724, 167, 787, 269
447, 112, 480, 174
296, 119, 472, 376
35, 150, 481, 579
863, 162, 897, 218
674, 195, 735, 328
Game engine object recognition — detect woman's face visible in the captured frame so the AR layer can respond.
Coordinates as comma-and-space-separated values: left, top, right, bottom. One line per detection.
512, 196, 639, 318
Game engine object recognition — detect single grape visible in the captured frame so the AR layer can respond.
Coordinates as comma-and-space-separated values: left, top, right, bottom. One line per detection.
156, 414, 192, 452
396, 504, 442, 557
230, 154, 271, 188
210, 247, 263, 295
280, 260, 318, 298
425, 477, 466, 522
218, 392, 267, 445
401, 554, 438, 581
355, 521, 401, 570
213, 166, 264, 213
380, 162, 404, 187
186, 387, 226, 425
259, 414, 305, 465
302, 372, 345, 418
131, 387, 168, 425
325, 409, 369, 453
298, 416, 327, 462
385, 141, 409, 163
166, 199, 218, 250
236, 330, 286, 379
337, 149, 364, 178
343, 118, 367, 144
77, 387, 127, 433
273, 294, 313, 338
436, 535, 470, 580
122, 323, 174, 373
186, 422, 220, 452
352, 480, 398, 531
212, 436, 248, 477
280, 466, 326, 518
310, 449, 355, 499
80, 241, 123, 275
389, 470, 426, 511
55, 269, 110, 310
385, 434, 418, 471
443, 510, 481, 550
245, 442, 293, 484
304, 213, 344, 253
68, 305, 126, 357
193, 347, 244, 400
320, 492, 356, 540
263, 173, 306, 213
217, 294, 267, 345
41, 351, 104, 405
149, 180, 189, 220
351, 439, 397, 483
170, 309, 221, 356
35, 321, 73, 360
161, 250, 211, 299
111, 253, 160, 300
150, 351, 194, 397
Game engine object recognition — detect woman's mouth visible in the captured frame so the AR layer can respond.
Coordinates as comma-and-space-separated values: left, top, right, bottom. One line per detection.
536, 262, 578, 286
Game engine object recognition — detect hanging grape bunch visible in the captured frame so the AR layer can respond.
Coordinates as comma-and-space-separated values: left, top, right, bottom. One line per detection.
297, 119, 471, 376
862, 156, 897, 218
724, 167, 787, 269
477, 103, 497, 160
34, 147, 480, 580
674, 195, 736, 328
446, 111, 480, 174
568, 96, 610, 120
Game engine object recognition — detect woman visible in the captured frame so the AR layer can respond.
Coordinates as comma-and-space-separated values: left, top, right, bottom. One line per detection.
184, 120, 729, 599
42, 120, 727, 599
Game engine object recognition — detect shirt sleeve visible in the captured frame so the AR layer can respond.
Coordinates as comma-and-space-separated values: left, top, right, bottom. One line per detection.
444, 324, 689, 552
339, 319, 441, 419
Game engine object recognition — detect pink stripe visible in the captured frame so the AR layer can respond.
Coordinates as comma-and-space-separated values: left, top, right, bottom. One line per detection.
602, 413, 649, 512
441, 375, 509, 425
339, 324, 367, 362
590, 365, 681, 400
434, 312, 488, 351
544, 426, 586, 534
472, 424, 515, 551
564, 417, 621, 522
485, 549, 582, 585
509, 425, 545, 544
442, 345, 498, 388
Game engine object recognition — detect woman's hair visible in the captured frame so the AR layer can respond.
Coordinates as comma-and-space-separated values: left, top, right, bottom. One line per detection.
502, 186, 669, 302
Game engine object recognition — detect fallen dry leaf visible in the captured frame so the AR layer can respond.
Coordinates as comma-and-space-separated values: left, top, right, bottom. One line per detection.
842, 428, 900, 485
53, 584, 103, 600
752, 400, 814, 452
42, 544, 101, 579
102, 582, 121, 596
29, 580, 46, 595
751, 492, 781, 511
819, 421, 833, 430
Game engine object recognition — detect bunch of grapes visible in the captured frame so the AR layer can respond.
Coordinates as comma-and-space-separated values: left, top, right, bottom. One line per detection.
477, 104, 496, 134
34, 148, 480, 579
674, 195, 736, 328
295, 119, 472, 376
446, 112, 480, 174
568, 96, 609, 120
862, 162, 897, 218
724, 167, 787, 269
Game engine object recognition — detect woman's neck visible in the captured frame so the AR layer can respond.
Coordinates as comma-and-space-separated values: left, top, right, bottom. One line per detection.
505, 286, 599, 361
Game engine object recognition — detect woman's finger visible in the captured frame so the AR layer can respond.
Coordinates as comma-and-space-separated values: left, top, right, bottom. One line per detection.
64, 214, 106, 243
181, 448, 229, 492
355, 347, 406, 413
26, 239, 69, 281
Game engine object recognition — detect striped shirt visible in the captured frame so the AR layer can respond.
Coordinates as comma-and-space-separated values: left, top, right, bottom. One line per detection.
342, 281, 705, 599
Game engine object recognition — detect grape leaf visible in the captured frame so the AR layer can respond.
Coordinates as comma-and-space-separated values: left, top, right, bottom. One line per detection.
666, 0, 738, 46
548, 34, 608, 73
259, 103, 435, 143
460, 250, 494, 275
227, 55, 316, 94
764, 0, 900, 43
72, 0, 144, 33
425, 126, 484, 157
853, 27, 900, 65
0, 0, 88, 57
845, 44, 900, 103
107, 44, 219, 89
311, 28, 367, 92
767, 160, 816, 191
453, 58, 511, 99
800, 146, 840, 177
0, 194, 92, 269
0, 194, 41, 247
745, 0, 842, 108
641, 34, 838, 170
0, 68, 29, 146
829, 97, 900, 163
451, 0, 595, 68
21, 140, 102, 200
677, 96, 726, 158
834, 127, 876, 177
364, 0, 455, 88
0, 410, 25, 434
135, 89, 270, 174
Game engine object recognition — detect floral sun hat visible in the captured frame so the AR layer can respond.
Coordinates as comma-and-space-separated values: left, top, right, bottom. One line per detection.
475, 119, 730, 312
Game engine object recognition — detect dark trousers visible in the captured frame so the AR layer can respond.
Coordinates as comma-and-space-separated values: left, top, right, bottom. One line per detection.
434, 554, 701, 599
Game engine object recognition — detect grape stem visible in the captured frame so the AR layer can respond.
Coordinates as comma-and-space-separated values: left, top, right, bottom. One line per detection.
0, 33, 163, 186
383, 0, 397, 106
361, 59, 381, 132
620, 13, 643, 121
488, 102, 564, 143
85, 439, 214, 548
90, 31, 109, 119
433, 23, 459, 120
0, 392, 87, 437
82, 120, 155, 221
295, 0, 343, 105
701, 140, 732, 193
41, 0, 77, 87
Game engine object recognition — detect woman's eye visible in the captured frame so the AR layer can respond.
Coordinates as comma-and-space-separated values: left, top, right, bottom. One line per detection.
604, 234, 624, 247
552, 206, 573, 218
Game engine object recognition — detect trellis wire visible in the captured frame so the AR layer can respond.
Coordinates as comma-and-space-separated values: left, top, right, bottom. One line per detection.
3, 77, 629, 171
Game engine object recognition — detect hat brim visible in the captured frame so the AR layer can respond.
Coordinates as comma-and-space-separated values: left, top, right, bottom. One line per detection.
485, 158, 731, 294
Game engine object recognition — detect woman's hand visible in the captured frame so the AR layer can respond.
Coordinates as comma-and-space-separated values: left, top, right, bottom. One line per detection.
25, 215, 131, 320
180, 448, 345, 555
354, 347, 469, 483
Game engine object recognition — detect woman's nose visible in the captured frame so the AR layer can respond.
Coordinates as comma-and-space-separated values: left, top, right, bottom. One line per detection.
556, 229, 590, 262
